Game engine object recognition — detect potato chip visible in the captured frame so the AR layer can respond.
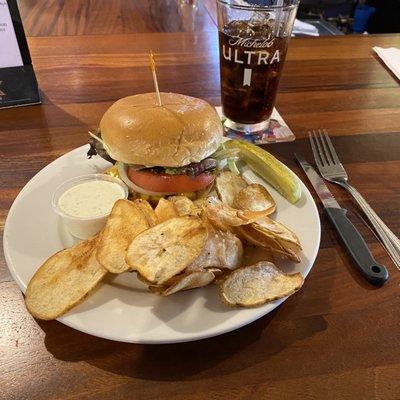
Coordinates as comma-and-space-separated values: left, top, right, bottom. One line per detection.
255, 217, 301, 244
234, 183, 276, 215
219, 261, 304, 307
168, 195, 201, 216
216, 171, 248, 207
148, 285, 165, 295
234, 216, 301, 262
193, 198, 206, 209
242, 245, 275, 266
25, 236, 107, 320
276, 249, 301, 263
234, 225, 301, 263
272, 251, 301, 264
126, 216, 208, 284
255, 216, 301, 253
136, 272, 153, 286
154, 267, 222, 292
202, 211, 232, 233
207, 268, 223, 276
208, 188, 219, 199
96, 200, 149, 273
186, 230, 243, 272
200, 213, 219, 234
234, 225, 268, 248
203, 196, 266, 227
137, 271, 178, 292
134, 199, 157, 227
154, 198, 179, 223
155, 270, 217, 296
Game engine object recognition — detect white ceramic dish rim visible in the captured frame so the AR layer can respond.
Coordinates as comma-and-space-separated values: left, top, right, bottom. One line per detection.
3, 145, 321, 344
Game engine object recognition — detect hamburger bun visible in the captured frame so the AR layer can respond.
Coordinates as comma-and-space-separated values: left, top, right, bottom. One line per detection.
100, 93, 223, 167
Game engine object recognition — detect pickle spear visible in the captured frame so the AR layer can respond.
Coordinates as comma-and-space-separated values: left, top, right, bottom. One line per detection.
225, 140, 301, 204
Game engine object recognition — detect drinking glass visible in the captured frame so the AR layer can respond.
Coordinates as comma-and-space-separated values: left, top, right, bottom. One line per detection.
217, 0, 299, 133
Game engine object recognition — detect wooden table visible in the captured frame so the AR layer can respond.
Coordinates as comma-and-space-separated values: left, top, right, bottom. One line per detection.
1, 1, 399, 399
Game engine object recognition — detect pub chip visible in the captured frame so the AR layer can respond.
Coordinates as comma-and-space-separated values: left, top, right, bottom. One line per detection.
126, 215, 208, 285
96, 199, 149, 273
25, 169, 304, 320
25, 236, 107, 320
219, 262, 304, 308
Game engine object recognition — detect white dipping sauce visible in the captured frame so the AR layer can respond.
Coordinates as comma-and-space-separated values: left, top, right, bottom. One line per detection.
58, 180, 125, 218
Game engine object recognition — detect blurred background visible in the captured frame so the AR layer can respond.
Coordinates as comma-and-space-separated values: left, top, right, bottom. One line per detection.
297, 0, 400, 35
17, 0, 400, 38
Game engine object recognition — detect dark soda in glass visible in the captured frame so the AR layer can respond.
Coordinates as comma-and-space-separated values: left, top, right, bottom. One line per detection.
219, 20, 290, 125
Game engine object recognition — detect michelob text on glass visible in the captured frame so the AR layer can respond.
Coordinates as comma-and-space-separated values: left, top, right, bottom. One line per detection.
222, 37, 281, 86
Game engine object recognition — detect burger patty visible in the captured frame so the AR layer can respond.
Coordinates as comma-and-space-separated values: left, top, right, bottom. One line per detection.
143, 158, 217, 176
88, 132, 217, 176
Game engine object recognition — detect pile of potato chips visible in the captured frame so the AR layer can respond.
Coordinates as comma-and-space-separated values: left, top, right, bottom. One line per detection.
25, 171, 304, 320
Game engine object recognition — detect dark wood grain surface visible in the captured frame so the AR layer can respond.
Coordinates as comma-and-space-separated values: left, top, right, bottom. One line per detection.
18, 0, 217, 35
1, 1, 400, 399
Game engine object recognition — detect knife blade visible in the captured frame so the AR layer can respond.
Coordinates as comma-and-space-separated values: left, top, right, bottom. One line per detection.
294, 153, 389, 285
294, 153, 341, 209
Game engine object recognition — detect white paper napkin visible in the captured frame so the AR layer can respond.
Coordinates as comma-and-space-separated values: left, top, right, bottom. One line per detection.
373, 46, 400, 80
293, 19, 319, 37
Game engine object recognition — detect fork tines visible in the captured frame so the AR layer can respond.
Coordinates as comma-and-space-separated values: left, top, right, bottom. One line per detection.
309, 129, 342, 168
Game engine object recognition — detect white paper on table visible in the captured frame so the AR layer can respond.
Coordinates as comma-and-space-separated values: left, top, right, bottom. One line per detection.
293, 19, 319, 37
373, 46, 400, 80
0, 0, 23, 68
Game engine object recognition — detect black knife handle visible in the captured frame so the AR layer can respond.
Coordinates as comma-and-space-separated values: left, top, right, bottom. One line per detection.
325, 207, 389, 285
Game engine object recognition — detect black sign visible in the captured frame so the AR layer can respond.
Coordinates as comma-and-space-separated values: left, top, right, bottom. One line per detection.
0, 0, 40, 108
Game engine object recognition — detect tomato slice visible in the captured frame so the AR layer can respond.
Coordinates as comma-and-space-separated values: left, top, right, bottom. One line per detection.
127, 168, 216, 193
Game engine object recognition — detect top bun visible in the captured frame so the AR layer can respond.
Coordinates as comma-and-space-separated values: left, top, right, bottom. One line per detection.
99, 92, 223, 167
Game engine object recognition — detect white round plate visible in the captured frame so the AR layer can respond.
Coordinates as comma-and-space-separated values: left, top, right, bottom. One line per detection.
4, 146, 320, 344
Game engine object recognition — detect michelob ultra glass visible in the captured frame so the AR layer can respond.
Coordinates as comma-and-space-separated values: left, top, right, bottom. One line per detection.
217, 0, 299, 132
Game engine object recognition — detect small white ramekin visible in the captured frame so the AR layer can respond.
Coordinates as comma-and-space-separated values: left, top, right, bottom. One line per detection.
52, 174, 128, 239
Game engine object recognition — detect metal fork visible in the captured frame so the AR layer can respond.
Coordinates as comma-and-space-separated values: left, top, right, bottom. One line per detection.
309, 129, 400, 270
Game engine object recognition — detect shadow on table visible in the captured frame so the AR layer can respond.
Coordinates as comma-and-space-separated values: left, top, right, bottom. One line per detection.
38, 307, 327, 382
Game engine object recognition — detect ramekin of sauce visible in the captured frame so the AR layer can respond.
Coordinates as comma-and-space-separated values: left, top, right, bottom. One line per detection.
52, 174, 128, 239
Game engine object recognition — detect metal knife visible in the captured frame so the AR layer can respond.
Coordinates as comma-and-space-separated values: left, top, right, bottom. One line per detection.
294, 153, 389, 285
